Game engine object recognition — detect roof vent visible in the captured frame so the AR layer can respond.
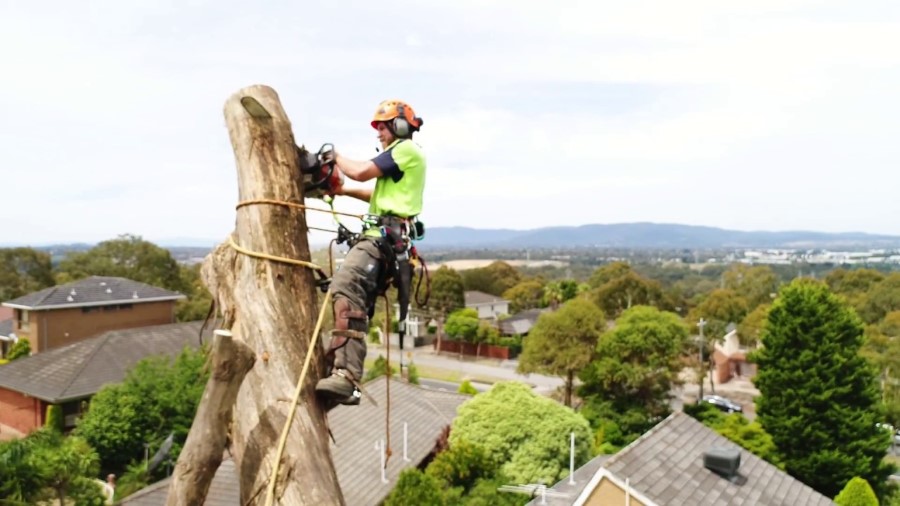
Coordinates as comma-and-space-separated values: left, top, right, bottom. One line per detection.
704, 447, 741, 480
99, 281, 106, 286
67, 295, 74, 302
133, 291, 140, 299
106, 287, 113, 294
70, 289, 77, 296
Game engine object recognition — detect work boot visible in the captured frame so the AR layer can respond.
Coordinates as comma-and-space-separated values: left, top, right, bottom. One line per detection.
316, 369, 359, 405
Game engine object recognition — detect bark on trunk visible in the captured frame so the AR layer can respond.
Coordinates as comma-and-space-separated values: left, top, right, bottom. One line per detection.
166, 330, 256, 505
170, 84, 343, 505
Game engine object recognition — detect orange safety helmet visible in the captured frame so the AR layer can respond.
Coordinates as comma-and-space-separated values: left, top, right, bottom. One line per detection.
371, 99, 424, 137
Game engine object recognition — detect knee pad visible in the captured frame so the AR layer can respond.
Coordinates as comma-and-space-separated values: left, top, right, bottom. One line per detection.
334, 297, 368, 333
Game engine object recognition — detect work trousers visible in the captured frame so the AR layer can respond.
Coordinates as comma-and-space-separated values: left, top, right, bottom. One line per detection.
327, 237, 386, 380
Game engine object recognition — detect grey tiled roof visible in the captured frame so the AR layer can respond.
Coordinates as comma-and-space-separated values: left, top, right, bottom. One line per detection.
588, 411, 834, 506
524, 453, 611, 506
115, 458, 239, 506
0, 321, 210, 402
0, 318, 12, 337
2, 276, 184, 310
464, 290, 508, 306
500, 308, 549, 335
118, 379, 471, 506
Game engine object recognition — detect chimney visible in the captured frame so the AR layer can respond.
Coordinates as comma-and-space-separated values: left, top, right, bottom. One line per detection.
703, 447, 741, 480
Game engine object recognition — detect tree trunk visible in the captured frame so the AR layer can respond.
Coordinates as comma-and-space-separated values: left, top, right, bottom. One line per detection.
179, 84, 343, 505
166, 330, 256, 505
565, 370, 573, 408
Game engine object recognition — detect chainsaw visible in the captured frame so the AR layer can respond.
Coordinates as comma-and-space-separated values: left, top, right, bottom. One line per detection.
296, 143, 344, 200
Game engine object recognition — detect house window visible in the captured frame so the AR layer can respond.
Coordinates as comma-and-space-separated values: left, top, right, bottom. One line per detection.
102, 304, 134, 312
16, 310, 30, 331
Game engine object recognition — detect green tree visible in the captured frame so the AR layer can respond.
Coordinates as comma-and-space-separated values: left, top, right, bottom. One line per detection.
384, 468, 447, 506
687, 288, 750, 341
74, 346, 208, 476
834, 477, 879, 506
363, 354, 397, 383
445, 308, 480, 342
430, 266, 466, 315
449, 381, 592, 484
0, 429, 106, 504
502, 279, 545, 313
590, 271, 668, 318
861, 273, 900, 324
723, 264, 779, 308
426, 439, 498, 493
6, 338, 31, 360
0, 247, 55, 301
518, 298, 605, 407
588, 261, 633, 289
175, 263, 214, 322
542, 279, 580, 308
56, 234, 188, 293
579, 306, 690, 451
751, 278, 893, 499
737, 303, 771, 347
461, 261, 522, 296
826, 268, 884, 318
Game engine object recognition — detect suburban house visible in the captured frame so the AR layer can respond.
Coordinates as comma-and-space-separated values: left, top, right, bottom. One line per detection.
0, 306, 13, 357
0, 321, 211, 437
526, 411, 833, 506
1, 276, 186, 354
464, 290, 509, 320
712, 326, 758, 385
499, 307, 551, 336
118, 379, 471, 505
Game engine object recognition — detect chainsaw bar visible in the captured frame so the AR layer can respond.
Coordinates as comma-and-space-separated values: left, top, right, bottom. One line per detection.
241, 96, 272, 119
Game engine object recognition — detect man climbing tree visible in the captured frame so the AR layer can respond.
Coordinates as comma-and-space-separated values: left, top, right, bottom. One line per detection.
315, 99, 427, 406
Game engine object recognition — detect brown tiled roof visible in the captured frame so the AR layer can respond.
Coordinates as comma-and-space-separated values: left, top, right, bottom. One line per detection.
564, 412, 834, 506
118, 379, 471, 506
464, 290, 507, 306
0, 321, 210, 403
2, 276, 184, 310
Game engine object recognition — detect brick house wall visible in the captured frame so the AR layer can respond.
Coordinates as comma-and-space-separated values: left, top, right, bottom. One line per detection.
13, 300, 176, 353
0, 387, 43, 434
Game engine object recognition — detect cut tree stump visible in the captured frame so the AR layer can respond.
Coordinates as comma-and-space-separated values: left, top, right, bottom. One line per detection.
166, 84, 344, 505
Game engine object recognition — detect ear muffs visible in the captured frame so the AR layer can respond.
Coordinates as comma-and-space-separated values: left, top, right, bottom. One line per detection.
393, 104, 411, 138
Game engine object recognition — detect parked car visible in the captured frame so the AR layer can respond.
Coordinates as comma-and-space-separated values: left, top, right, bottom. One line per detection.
703, 395, 743, 414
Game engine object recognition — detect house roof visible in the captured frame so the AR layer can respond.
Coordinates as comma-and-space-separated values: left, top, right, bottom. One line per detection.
0, 321, 210, 403
566, 411, 834, 506
464, 290, 508, 306
499, 308, 550, 335
118, 379, 471, 506
0, 318, 12, 338
524, 453, 611, 505
2, 276, 185, 310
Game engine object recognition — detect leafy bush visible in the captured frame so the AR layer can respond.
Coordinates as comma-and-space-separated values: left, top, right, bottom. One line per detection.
363, 355, 397, 383
407, 362, 420, 385
384, 468, 447, 506
834, 477, 879, 506
458, 380, 479, 395
7, 339, 30, 360
368, 326, 381, 344
45, 404, 64, 432
450, 381, 592, 484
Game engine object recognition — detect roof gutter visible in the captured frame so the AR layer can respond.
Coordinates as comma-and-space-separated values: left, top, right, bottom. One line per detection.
2, 295, 186, 311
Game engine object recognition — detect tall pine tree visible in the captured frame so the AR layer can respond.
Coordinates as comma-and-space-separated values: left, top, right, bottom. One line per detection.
751, 278, 893, 498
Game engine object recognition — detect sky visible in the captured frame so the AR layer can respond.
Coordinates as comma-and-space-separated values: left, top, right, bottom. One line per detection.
2, 0, 900, 246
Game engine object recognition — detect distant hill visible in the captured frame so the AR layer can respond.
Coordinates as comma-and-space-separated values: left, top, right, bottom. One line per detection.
5, 223, 900, 251
415, 223, 900, 249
